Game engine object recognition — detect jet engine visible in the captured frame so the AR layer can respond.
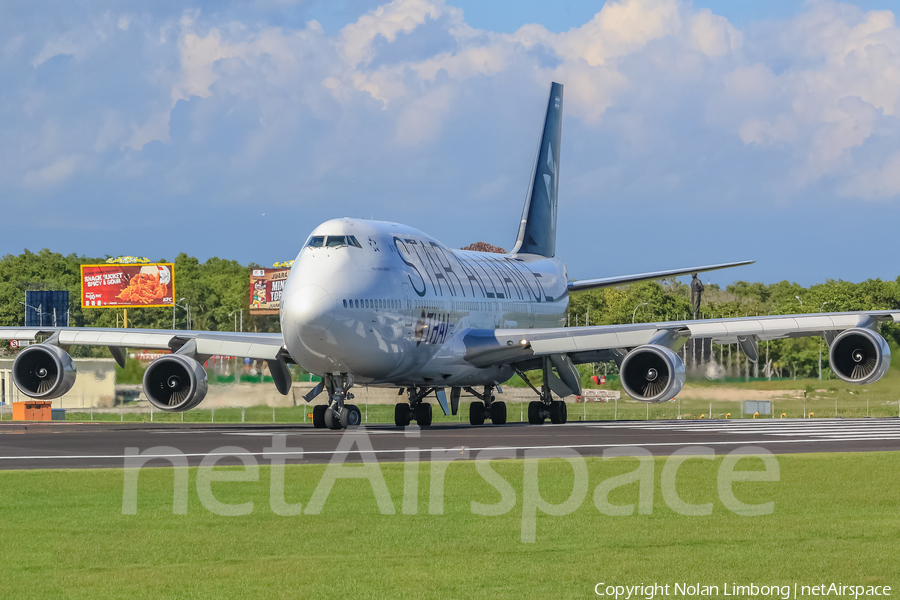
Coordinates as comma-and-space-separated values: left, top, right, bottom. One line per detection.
12, 344, 77, 399
828, 328, 891, 385
620, 344, 686, 403
142, 354, 209, 411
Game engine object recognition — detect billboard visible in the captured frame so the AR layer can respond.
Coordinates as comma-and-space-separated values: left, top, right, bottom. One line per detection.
81, 264, 174, 308
250, 268, 290, 314
25, 290, 69, 326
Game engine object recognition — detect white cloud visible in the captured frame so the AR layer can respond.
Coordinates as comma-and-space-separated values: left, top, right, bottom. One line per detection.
395, 84, 456, 145
22, 154, 84, 188
31, 15, 119, 66
93, 112, 126, 152
338, 0, 442, 67
839, 150, 900, 200
3, 34, 24, 59
12, 0, 900, 208
688, 9, 741, 57
549, 0, 682, 67
127, 110, 171, 151
730, 2, 900, 191
32, 35, 91, 66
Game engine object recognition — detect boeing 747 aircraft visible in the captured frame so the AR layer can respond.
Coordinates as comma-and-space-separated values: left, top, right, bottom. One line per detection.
2, 83, 897, 429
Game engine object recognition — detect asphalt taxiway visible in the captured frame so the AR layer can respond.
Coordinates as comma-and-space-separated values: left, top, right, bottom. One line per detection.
0, 417, 898, 470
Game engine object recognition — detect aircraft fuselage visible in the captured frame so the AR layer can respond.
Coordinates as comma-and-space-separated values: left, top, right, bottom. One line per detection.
280, 218, 569, 387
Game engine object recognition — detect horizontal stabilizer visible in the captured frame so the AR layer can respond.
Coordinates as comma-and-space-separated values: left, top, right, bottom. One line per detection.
567, 260, 754, 292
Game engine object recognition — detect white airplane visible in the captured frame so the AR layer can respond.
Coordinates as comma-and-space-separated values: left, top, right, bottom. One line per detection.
2, 83, 897, 429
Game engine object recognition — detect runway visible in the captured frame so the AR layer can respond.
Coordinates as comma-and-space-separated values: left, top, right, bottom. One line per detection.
0, 417, 898, 470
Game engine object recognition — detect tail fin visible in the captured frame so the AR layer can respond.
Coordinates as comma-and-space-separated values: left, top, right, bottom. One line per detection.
512, 82, 563, 258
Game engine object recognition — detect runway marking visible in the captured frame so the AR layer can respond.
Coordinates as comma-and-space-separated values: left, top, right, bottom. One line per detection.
220, 430, 412, 436
1, 435, 898, 462
585, 419, 900, 440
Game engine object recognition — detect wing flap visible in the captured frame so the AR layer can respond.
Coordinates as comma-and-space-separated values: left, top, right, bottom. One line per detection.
0, 329, 43, 340
193, 338, 281, 360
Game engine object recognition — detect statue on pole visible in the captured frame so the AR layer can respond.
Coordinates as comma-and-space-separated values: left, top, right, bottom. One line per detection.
690, 273, 704, 320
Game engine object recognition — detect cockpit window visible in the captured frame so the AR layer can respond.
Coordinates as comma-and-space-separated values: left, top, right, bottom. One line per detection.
308, 235, 362, 249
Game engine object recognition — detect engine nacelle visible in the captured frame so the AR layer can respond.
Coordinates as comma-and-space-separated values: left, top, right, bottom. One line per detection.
142, 354, 209, 411
828, 328, 891, 385
620, 344, 686, 403
12, 344, 77, 399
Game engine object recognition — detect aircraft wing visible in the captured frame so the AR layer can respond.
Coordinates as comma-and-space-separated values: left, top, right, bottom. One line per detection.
567, 260, 755, 292
0, 327, 286, 365
463, 310, 900, 370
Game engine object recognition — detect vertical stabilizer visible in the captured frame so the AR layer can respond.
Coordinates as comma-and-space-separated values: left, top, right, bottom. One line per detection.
512, 82, 563, 258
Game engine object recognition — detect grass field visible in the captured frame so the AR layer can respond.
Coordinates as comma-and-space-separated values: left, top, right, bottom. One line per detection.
1, 452, 897, 599
58, 391, 900, 425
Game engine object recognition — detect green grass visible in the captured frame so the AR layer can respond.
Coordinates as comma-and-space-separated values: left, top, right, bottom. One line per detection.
59, 391, 900, 425
0, 452, 897, 598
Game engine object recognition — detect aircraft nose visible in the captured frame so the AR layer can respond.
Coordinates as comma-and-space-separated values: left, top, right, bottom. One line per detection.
284, 284, 333, 334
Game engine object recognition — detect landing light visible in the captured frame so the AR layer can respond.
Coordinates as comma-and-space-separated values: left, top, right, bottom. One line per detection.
520, 339, 528, 346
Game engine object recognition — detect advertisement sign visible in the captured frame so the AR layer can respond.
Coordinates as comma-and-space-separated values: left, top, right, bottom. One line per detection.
250, 268, 290, 314
81, 263, 175, 308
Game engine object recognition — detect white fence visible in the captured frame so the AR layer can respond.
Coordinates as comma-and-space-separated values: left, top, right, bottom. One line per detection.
575, 389, 621, 402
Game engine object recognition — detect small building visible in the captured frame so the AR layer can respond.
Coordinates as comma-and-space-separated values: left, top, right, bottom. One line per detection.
0, 358, 117, 409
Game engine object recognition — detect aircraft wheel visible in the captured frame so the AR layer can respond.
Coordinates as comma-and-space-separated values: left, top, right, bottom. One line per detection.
341, 404, 362, 429
324, 408, 342, 430
415, 403, 433, 427
469, 401, 485, 426
527, 401, 544, 425
490, 401, 507, 425
549, 400, 567, 425
312, 405, 327, 429
394, 403, 411, 427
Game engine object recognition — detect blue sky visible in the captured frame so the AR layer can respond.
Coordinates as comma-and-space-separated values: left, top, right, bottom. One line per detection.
2, 0, 900, 287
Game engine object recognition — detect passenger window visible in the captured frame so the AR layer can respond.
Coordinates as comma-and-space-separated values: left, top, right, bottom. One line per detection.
343, 300, 347, 308
307, 236, 325, 248
326, 236, 346, 247
355, 299, 359, 308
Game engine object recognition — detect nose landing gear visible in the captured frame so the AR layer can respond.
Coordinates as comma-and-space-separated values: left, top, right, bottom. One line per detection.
311, 373, 361, 430
465, 385, 506, 425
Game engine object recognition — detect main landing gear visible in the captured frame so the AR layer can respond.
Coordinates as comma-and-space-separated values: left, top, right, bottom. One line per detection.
312, 373, 361, 430
516, 364, 567, 425
394, 386, 435, 427
465, 385, 507, 426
